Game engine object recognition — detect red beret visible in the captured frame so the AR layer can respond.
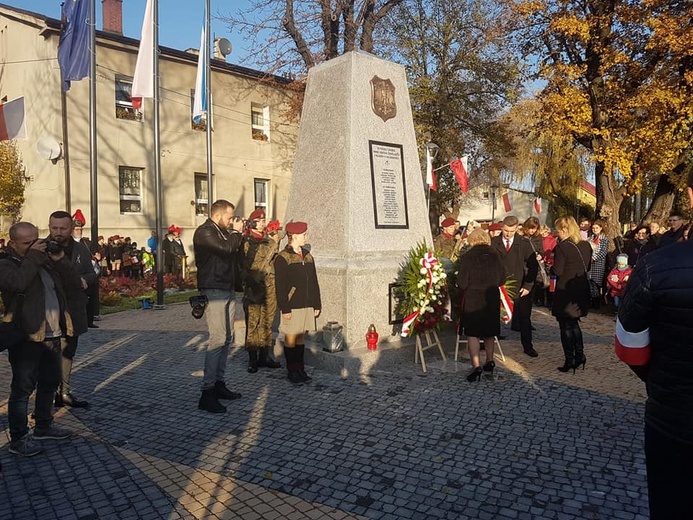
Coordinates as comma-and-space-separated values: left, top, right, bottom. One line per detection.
168, 224, 177, 233
266, 220, 282, 233
72, 209, 86, 227
441, 218, 455, 228
488, 223, 503, 231
285, 221, 308, 234
249, 209, 265, 221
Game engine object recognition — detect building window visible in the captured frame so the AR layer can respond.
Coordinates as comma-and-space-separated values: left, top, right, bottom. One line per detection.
254, 179, 269, 212
194, 173, 209, 216
251, 104, 269, 141
190, 89, 207, 131
115, 78, 142, 121
482, 192, 490, 200
119, 166, 143, 213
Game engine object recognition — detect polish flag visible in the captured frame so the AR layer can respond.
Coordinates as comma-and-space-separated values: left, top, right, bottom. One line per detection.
0, 97, 27, 141
502, 190, 513, 212
534, 197, 542, 214
450, 156, 469, 193
426, 147, 437, 191
131, 0, 154, 111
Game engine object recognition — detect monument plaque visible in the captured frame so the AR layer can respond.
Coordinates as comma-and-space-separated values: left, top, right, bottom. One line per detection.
369, 140, 409, 229
370, 76, 397, 122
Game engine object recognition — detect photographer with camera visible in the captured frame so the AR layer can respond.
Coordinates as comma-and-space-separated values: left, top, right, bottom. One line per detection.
193, 200, 245, 413
0, 222, 82, 456
242, 209, 282, 373
49, 211, 95, 409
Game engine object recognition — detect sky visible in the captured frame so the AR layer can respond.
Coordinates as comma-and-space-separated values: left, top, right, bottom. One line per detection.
13, 1, 254, 65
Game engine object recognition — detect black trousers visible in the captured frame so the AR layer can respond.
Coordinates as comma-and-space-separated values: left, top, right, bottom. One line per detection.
645, 423, 693, 520
511, 289, 534, 350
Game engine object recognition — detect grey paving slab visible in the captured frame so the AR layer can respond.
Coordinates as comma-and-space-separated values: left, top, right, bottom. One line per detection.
0, 301, 648, 519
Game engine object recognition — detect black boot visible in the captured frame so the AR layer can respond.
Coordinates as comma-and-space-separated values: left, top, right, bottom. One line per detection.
198, 388, 226, 413
284, 348, 303, 385
247, 350, 259, 373
296, 344, 312, 382
214, 381, 241, 400
258, 346, 281, 369
573, 324, 586, 370
558, 320, 575, 373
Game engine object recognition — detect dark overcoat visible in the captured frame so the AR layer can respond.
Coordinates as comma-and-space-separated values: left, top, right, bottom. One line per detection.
551, 239, 592, 319
457, 244, 506, 338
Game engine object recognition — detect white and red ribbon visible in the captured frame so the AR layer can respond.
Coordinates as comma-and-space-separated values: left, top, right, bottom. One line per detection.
499, 285, 514, 324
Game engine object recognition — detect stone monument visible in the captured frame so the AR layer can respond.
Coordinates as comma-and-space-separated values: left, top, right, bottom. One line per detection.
284, 50, 432, 348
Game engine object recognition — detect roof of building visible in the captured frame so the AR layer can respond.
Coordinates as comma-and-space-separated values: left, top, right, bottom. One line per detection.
580, 180, 596, 197
0, 2, 292, 84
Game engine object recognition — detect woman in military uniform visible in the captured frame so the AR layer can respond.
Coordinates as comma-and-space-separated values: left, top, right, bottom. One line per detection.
242, 209, 282, 373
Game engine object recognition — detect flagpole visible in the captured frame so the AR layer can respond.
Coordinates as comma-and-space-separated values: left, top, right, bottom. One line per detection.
205, 0, 213, 215
153, 0, 164, 308
89, 0, 98, 246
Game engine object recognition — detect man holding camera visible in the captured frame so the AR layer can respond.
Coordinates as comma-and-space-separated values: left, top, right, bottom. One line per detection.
193, 200, 245, 413
48, 211, 95, 408
0, 222, 80, 456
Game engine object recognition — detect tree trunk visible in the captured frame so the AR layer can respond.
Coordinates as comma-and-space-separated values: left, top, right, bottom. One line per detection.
641, 173, 676, 225
595, 162, 626, 237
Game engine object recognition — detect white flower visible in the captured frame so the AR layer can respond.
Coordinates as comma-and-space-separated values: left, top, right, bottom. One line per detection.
420, 267, 427, 275
440, 272, 447, 279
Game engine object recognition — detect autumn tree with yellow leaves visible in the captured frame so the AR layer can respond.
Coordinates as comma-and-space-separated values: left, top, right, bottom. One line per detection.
0, 141, 27, 223
511, 0, 693, 234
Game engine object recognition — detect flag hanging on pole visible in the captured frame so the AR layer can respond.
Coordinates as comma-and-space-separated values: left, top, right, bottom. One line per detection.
426, 147, 437, 191
534, 197, 542, 214
131, 0, 154, 111
502, 190, 513, 212
57, 0, 90, 91
192, 20, 208, 124
0, 97, 27, 141
450, 156, 469, 193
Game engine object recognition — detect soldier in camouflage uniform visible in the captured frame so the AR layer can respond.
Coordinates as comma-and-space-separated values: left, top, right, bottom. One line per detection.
242, 209, 282, 373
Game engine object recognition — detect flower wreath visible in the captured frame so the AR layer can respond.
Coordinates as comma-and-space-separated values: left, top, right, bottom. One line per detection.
398, 241, 450, 337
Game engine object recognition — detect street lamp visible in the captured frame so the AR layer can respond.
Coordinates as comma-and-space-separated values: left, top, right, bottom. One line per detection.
490, 183, 499, 222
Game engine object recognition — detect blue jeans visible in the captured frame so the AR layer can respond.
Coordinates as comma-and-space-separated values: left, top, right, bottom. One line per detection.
614, 295, 622, 309
7, 338, 62, 442
200, 289, 236, 390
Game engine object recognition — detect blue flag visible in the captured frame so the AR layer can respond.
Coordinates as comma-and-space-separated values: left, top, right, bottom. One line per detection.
58, 0, 90, 91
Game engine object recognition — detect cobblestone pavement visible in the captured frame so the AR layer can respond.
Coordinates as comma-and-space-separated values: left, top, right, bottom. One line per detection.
0, 301, 649, 519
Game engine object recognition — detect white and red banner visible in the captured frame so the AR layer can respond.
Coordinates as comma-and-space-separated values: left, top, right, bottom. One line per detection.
0, 97, 27, 141
131, 0, 154, 111
615, 318, 650, 365
499, 285, 514, 324
534, 197, 542, 214
450, 156, 469, 193
425, 147, 437, 191
502, 190, 513, 212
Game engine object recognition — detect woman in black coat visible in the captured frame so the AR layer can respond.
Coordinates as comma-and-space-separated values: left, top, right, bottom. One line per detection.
457, 229, 506, 381
551, 217, 593, 373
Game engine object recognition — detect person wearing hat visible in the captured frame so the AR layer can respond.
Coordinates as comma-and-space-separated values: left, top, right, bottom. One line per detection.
606, 254, 632, 311
433, 217, 459, 264
71, 214, 100, 328
274, 221, 322, 385
241, 209, 282, 373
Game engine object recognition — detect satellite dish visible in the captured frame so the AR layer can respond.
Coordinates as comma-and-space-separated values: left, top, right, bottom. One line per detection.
37, 137, 63, 161
215, 38, 232, 57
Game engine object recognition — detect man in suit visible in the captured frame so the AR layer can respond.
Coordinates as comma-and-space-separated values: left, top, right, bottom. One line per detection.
492, 215, 540, 357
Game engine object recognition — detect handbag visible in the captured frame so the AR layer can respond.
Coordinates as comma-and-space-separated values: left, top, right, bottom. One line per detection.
0, 293, 26, 352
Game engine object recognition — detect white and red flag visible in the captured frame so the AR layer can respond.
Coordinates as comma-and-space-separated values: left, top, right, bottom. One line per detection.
534, 197, 542, 214
450, 156, 469, 193
502, 190, 513, 212
615, 318, 650, 365
0, 97, 27, 141
425, 147, 437, 191
131, 0, 154, 111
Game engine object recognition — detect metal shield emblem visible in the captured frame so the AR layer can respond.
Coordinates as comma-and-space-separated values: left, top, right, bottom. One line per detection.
370, 76, 397, 122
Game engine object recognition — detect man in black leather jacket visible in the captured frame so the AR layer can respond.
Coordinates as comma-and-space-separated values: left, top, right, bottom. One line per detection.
616, 173, 693, 520
192, 200, 244, 413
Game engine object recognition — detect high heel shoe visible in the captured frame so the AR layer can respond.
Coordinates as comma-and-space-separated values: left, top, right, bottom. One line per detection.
574, 356, 586, 370
482, 360, 495, 373
466, 366, 483, 382
557, 360, 575, 373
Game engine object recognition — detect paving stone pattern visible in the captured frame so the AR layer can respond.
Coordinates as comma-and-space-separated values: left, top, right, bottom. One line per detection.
0, 302, 649, 519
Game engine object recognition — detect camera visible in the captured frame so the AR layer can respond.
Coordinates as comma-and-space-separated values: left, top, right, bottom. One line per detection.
244, 219, 258, 230
189, 294, 209, 319
43, 239, 63, 254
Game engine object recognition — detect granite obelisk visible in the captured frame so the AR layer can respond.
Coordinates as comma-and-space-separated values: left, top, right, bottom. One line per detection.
284, 51, 432, 348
